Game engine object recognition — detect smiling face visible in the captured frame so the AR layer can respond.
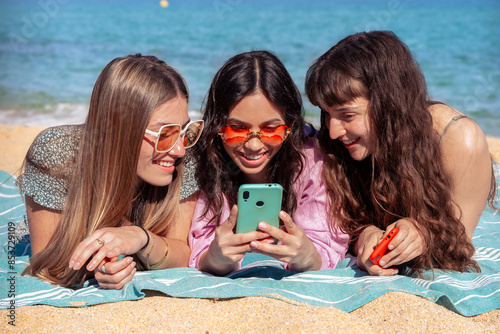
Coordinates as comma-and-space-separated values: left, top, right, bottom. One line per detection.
138, 96, 189, 187
322, 96, 375, 161
222, 92, 286, 183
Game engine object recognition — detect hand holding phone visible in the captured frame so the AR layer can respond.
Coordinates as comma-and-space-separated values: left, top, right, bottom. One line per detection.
370, 227, 399, 265
236, 183, 283, 234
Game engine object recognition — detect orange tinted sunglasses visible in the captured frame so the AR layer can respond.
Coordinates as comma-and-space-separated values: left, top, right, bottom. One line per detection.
145, 120, 204, 153
218, 124, 290, 146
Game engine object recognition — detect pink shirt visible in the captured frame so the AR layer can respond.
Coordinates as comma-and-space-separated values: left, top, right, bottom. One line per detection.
188, 140, 349, 271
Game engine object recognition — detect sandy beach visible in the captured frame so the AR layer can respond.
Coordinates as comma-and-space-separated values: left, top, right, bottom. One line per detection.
1, 124, 499, 333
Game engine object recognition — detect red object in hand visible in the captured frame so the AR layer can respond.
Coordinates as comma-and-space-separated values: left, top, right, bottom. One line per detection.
370, 228, 399, 265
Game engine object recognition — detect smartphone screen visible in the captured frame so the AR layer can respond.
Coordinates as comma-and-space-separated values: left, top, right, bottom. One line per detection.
236, 183, 283, 234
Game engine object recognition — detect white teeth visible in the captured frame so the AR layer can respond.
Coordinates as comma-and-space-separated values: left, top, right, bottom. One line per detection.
343, 138, 358, 145
243, 153, 264, 160
157, 161, 174, 167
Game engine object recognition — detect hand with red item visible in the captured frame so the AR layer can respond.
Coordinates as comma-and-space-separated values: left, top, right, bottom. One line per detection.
355, 220, 425, 276
93, 256, 136, 290
68, 225, 148, 289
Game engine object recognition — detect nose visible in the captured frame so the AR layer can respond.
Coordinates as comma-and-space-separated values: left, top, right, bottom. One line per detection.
244, 134, 264, 151
328, 118, 346, 140
168, 135, 186, 158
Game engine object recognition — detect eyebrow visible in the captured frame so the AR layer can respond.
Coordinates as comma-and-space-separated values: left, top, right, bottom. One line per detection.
227, 118, 284, 126
334, 105, 359, 112
149, 119, 190, 129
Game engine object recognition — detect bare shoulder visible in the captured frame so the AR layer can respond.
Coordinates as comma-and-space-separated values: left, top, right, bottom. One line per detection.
430, 104, 489, 160
429, 103, 463, 132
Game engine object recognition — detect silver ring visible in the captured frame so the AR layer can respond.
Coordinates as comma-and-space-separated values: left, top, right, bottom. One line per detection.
101, 264, 106, 273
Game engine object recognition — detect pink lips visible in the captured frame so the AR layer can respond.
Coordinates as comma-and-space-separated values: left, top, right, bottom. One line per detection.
341, 137, 360, 149
239, 151, 268, 166
153, 160, 176, 173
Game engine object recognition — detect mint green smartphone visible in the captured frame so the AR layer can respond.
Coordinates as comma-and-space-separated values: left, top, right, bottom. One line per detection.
236, 183, 283, 234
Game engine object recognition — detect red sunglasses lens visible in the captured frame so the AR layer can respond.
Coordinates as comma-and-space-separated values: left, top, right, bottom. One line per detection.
220, 126, 249, 145
260, 125, 288, 145
260, 134, 286, 145
221, 125, 289, 146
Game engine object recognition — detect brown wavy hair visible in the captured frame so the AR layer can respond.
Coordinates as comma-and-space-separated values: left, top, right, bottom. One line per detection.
22, 54, 189, 287
195, 50, 308, 228
306, 31, 497, 276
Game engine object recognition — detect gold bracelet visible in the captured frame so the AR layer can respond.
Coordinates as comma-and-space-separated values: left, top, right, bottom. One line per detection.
147, 237, 168, 269
145, 233, 156, 269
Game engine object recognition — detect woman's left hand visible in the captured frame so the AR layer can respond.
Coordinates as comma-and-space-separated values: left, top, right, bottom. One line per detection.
377, 219, 425, 269
249, 211, 322, 271
93, 256, 137, 290
69, 226, 148, 273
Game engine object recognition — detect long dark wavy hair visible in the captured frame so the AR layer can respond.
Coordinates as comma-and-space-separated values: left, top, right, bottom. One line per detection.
306, 31, 496, 276
196, 50, 307, 228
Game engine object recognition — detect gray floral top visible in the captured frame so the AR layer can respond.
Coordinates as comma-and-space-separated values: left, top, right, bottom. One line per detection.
18, 125, 199, 211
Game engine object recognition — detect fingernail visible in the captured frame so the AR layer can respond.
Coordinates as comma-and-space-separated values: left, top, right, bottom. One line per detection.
261, 233, 270, 238
379, 260, 386, 267
250, 241, 259, 248
69, 260, 74, 269
265, 238, 275, 244
74, 262, 81, 270
107, 252, 113, 257
258, 222, 266, 229
131, 261, 136, 268
279, 211, 286, 219
377, 270, 383, 275
87, 261, 96, 271
127, 258, 132, 264
388, 245, 395, 250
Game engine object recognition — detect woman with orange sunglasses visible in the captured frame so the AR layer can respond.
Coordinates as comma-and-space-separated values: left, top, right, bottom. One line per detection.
188, 51, 349, 275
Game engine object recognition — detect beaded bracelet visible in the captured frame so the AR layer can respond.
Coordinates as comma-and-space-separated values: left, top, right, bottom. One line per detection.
136, 225, 150, 251
147, 237, 168, 269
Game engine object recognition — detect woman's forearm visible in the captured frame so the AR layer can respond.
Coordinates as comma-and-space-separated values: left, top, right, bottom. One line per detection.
135, 233, 190, 269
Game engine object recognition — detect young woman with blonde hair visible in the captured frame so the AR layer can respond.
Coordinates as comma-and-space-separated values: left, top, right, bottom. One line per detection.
20, 54, 203, 288
305, 31, 497, 277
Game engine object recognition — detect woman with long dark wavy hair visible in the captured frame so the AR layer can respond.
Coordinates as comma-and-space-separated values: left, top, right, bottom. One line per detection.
20, 54, 203, 288
188, 50, 348, 275
305, 31, 497, 277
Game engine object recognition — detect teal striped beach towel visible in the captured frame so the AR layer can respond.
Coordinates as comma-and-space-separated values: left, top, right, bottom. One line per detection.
1, 169, 499, 315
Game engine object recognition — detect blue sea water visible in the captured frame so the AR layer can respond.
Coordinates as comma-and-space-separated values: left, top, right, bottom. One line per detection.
0, 0, 499, 135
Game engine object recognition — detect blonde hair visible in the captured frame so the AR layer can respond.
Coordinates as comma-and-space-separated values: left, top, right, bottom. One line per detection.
23, 54, 189, 287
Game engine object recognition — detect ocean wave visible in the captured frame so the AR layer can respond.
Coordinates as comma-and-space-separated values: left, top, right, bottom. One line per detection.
0, 104, 204, 127
0, 103, 88, 126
